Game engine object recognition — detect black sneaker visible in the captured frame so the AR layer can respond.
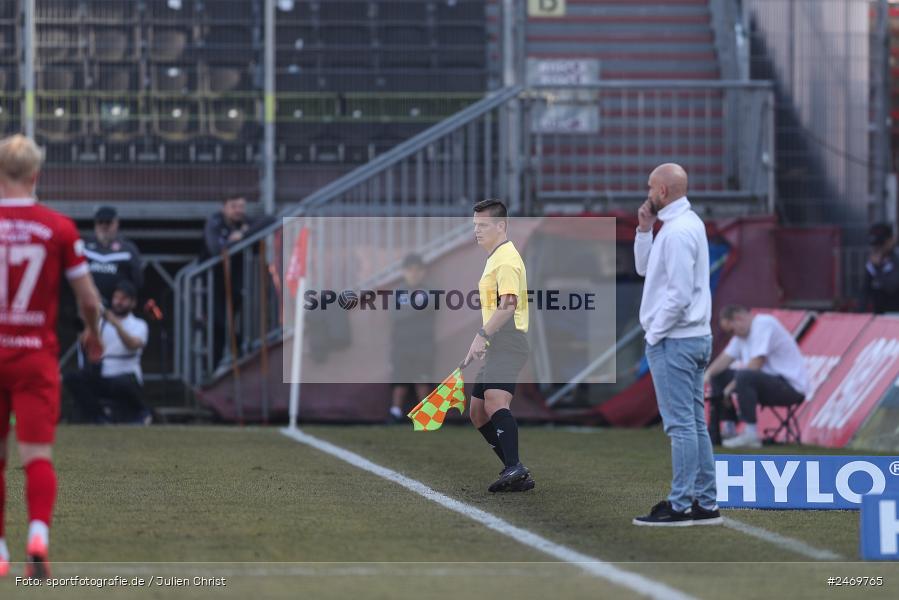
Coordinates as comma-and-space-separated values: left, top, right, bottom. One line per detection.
691, 500, 723, 526
503, 474, 536, 493
488, 463, 529, 493
632, 500, 693, 527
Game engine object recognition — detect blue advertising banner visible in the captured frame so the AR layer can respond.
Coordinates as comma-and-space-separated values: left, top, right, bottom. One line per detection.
716, 455, 899, 510
860, 494, 899, 560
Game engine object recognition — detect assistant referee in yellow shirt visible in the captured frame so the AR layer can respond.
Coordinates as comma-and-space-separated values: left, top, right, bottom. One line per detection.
464, 199, 533, 493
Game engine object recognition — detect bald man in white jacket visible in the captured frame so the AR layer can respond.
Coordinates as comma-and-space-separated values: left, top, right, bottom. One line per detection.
631, 164, 721, 527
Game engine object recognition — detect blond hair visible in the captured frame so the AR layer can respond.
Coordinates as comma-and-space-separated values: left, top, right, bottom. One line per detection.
0, 134, 44, 183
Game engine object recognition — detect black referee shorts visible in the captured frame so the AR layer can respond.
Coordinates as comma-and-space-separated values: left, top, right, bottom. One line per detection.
471, 329, 529, 399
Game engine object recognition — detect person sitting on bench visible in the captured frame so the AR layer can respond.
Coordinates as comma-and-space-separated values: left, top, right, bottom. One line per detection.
703, 305, 808, 448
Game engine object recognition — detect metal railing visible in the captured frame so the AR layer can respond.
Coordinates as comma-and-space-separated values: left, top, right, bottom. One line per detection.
174, 86, 523, 389
524, 81, 776, 214
173, 79, 778, 395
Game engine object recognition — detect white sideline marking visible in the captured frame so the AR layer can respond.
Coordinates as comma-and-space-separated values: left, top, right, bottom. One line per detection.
280, 427, 696, 600
723, 517, 842, 560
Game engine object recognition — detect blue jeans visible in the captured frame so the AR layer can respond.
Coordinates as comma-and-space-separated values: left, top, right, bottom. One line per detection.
646, 335, 716, 512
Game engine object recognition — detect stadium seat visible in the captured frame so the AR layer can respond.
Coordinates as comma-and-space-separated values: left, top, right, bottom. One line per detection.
94, 65, 138, 92
89, 27, 132, 61
146, 0, 195, 23
202, 25, 255, 63
36, 96, 84, 142
277, 44, 318, 73
148, 27, 190, 62
94, 97, 141, 142
207, 99, 256, 141
151, 64, 197, 94
152, 98, 201, 141
205, 66, 250, 95
37, 27, 81, 62
277, 25, 317, 53
37, 67, 78, 92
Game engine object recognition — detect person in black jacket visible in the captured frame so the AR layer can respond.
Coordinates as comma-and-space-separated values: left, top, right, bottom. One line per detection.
202, 196, 250, 260
861, 222, 899, 314
83, 206, 143, 306
202, 196, 251, 368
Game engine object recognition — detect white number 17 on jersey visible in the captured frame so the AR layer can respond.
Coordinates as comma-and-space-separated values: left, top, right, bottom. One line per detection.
0, 244, 47, 311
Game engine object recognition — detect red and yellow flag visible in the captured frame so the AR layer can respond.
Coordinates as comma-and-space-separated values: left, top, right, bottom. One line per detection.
407, 368, 466, 431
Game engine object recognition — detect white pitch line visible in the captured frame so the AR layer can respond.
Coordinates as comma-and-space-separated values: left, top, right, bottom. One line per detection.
280, 427, 696, 600
722, 517, 842, 560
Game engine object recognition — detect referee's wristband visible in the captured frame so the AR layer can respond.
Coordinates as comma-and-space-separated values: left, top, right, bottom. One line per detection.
477, 327, 491, 342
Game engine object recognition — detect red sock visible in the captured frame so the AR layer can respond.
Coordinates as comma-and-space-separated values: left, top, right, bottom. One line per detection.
0, 459, 5, 538
24, 459, 56, 527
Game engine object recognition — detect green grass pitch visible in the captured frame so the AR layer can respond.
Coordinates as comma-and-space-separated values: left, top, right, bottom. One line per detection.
0, 425, 897, 599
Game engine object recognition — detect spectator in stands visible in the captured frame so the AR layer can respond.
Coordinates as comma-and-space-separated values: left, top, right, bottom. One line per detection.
860, 222, 899, 314
202, 196, 251, 368
202, 196, 250, 259
84, 205, 143, 306
64, 280, 150, 425
704, 305, 808, 448
388, 253, 436, 423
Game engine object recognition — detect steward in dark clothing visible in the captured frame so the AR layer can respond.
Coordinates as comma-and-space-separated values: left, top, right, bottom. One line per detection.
84, 205, 143, 306
861, 223, 899, 314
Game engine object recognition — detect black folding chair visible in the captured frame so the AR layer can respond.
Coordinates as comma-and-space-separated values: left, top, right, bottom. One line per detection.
760, 402, 803, 444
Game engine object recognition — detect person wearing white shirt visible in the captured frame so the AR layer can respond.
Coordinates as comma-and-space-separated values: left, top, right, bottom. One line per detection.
632, 163, 720, 528
65, 280, 150, 424
704, 305, 807, 449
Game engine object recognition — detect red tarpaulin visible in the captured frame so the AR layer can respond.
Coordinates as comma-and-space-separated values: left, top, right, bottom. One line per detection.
799, 316, 899, 447
756, 312, 869, 442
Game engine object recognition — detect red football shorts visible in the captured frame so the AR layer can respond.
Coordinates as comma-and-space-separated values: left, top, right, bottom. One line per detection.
0, 350, 61, 444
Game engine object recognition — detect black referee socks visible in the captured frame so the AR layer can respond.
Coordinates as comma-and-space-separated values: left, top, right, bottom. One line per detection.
477, 423, 506, 464
490, 408, 520, 467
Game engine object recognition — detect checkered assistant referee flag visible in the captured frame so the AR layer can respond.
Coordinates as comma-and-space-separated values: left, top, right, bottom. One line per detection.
407, 368, 466, 431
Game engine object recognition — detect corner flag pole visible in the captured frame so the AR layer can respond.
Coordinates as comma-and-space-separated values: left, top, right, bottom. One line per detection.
286, 226, 309, 430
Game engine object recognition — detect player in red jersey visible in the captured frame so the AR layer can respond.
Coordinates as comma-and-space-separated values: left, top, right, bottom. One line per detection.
0, 135, 103, 578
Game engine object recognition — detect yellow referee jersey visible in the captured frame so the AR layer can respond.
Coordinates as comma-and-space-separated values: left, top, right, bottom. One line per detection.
478, 240, 529, 332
